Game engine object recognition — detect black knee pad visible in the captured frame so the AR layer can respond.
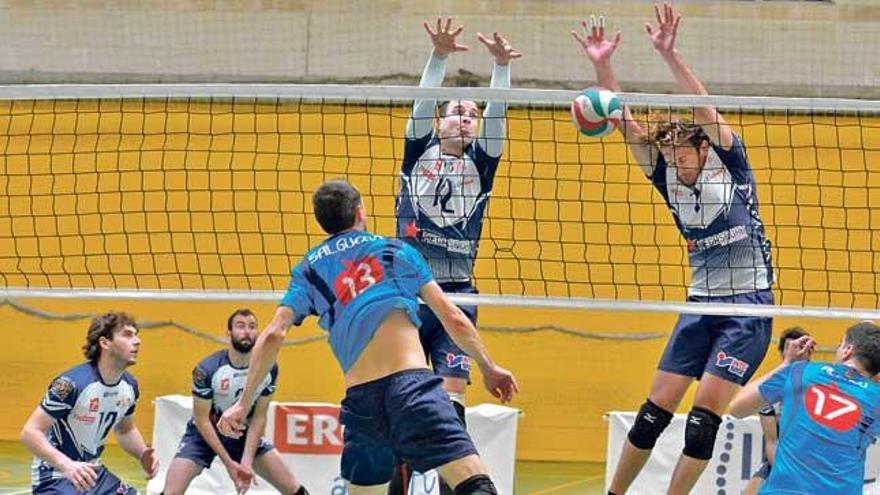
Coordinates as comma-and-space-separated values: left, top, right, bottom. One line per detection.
627, 399, 673, 450
292, 487, 309, 495
683, 407, 722, 460
452, 400, 467, 427
453, 474, 497, 495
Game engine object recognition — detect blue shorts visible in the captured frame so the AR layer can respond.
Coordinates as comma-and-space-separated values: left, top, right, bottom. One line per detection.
658, 289, 773, 385
417, 282, 477, 381
340, 369, 478, 486
33, 467, 136, 494
174, 420, 273, 469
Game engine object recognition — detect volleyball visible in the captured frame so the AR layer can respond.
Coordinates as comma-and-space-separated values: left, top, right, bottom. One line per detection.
570, 87, 623, 138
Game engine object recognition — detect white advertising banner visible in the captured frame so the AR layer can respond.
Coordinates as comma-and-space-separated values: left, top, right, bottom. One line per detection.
147, 396, 518, 495
606, 411, 880, 494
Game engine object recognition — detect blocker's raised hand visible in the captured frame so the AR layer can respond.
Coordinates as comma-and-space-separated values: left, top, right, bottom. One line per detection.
571, 14, 622, 66
424, 17, 468, 59
477, 31, 522, 65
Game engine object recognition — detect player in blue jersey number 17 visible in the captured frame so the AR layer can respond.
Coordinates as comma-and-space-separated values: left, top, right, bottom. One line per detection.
218, 180, 518, 495
732, 322, 880, 494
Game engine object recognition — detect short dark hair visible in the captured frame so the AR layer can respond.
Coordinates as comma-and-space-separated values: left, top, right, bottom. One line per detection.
312, 180, 362, 234
778, 326, 810, 354
845, 322, 880, 375
82, 312, 137, 364
227, 308, 256, 331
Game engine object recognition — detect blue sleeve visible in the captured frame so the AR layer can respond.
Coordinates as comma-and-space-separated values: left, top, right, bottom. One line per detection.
712, 134, 751, 184
279, 261, 315, 326
759, 362, 802, 405
191, 363, 213, 400
262, 364, 279, 397
125, 375, 139, 417
40, 375, 79, 420
397, 243, 434, 289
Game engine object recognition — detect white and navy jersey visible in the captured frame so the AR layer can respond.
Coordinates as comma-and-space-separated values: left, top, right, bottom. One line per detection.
32, 363, 138, 486
397, 135, 501, 283
397, 53, 509, 284
191, 350, 278, 426
651, 135, 774, 296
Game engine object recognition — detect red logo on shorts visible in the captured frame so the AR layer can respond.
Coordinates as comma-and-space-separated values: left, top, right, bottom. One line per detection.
715, 351, 749, 378
804, 383, 862, 432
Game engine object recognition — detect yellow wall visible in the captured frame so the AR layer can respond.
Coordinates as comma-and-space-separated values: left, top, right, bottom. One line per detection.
1, 100, 878, 461
0, 299, 857, 462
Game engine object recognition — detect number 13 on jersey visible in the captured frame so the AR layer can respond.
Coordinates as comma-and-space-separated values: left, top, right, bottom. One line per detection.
333, 256, 385, 304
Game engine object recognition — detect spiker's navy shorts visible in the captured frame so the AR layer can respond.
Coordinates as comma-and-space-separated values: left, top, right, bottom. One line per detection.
658, 289, 773, 385
340, 369, 478, 486
418, 282, 477, 381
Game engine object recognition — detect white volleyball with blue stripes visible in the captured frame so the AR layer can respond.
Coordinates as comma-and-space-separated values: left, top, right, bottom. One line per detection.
570, 87, 623, 138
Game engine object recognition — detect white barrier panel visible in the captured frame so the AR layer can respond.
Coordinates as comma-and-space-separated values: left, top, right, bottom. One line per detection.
148, 396, 518, 495
606, 411, 880, 494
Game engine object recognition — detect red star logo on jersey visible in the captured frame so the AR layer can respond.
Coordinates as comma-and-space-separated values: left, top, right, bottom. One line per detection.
404, 221, 421, 239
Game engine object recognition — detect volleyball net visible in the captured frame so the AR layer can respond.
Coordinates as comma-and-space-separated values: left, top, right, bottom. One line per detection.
0, 84, 878, 320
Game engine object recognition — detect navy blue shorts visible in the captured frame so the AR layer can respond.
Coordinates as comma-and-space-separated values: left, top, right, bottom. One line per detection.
417, 282, 477, 381
658, 289, 773, 385
33, 467, 135, 494
340, 369, 478, 486
174, 421, 273, 469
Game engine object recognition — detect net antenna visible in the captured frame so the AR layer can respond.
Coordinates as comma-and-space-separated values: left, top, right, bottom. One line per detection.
1, 84, 879, 320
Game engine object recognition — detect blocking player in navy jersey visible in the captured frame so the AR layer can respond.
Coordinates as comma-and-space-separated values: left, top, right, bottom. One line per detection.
162, 309, 307, 495
573, 4, 774, 494
218, 179, 518, 495
21, 311, 158, 494
400, 16, 520, 402
731, 322, 880, 494
395, 19, 520, 492
743, 326, 812, 495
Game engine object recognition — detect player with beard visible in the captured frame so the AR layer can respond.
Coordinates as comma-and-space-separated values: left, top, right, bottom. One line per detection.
162, 309, 307, 495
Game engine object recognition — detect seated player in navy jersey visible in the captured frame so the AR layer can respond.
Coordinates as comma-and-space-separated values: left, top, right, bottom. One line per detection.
21, 312, 158, 494
573, 4, 775, 494
218, 179, 518, 495
162, 309, 307, 495
743, 327, 812, 495
731, 322, 880, 494
395, 19, 520, 493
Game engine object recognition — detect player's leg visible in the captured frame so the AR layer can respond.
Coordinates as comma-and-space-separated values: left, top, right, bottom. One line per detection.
162, 457, 205, 495
162, 423, 213, 495
667, 292, 773, 495
743, 462, 770, 495
665, 373, 739, 495
435, 454, 497, 494
251, 444, 308, 494
434, 289, 478, 494
608, 312, 710, 495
